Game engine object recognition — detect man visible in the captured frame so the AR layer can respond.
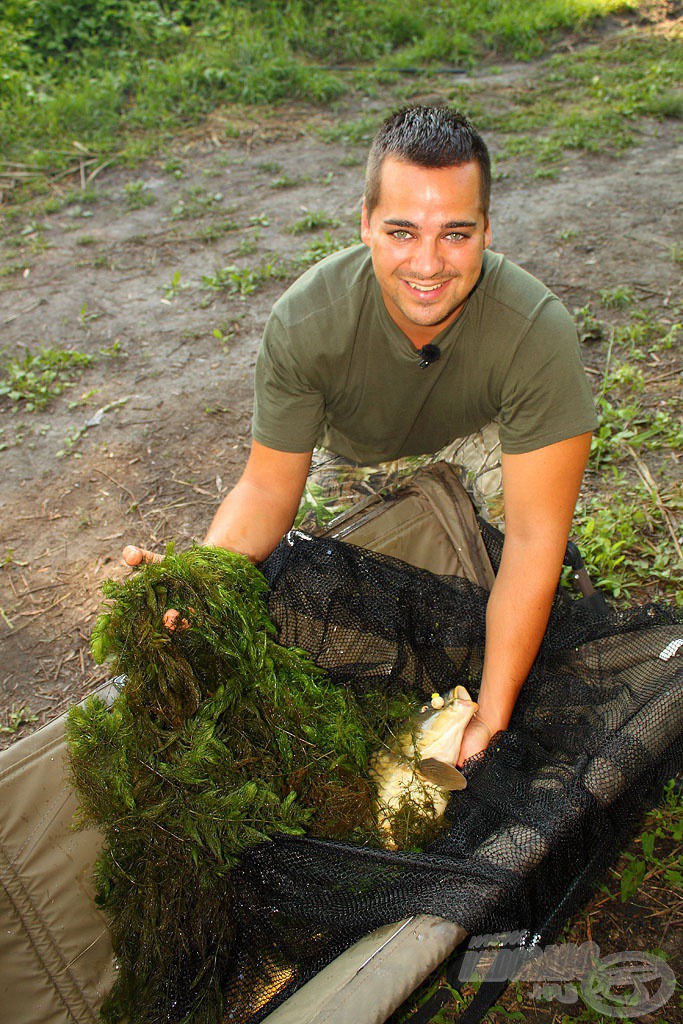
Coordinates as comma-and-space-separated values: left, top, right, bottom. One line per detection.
126, 107, 597, 765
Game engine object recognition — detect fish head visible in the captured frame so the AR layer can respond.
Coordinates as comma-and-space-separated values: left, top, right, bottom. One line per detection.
416, 684, 478, 788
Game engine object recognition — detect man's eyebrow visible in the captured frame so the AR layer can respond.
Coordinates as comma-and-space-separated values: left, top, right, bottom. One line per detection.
383, 219, 418, 228
382, 218, 477, 229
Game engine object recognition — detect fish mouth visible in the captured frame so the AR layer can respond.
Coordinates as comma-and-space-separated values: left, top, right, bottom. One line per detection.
417, 757, 467, 791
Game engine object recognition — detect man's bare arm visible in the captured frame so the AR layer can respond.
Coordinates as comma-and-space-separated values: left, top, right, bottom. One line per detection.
457, 432, 592, 764
123, 441, 312, 566
203, 441, 312, 561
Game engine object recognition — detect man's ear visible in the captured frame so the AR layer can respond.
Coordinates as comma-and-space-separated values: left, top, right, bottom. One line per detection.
484, 217, 492, 250
360, 201, 371, 246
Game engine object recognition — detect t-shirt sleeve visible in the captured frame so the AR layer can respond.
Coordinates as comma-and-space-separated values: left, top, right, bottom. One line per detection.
252, 311, 325, 453
498, 299, 598, 454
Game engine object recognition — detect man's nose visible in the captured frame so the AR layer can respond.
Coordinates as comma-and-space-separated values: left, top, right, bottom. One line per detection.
410, 238, 444, 278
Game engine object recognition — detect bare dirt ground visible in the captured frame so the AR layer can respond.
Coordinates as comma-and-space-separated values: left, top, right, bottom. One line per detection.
0, 23, 681, 1020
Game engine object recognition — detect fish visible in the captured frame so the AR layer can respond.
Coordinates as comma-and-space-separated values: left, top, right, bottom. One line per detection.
370, 685, 479, 848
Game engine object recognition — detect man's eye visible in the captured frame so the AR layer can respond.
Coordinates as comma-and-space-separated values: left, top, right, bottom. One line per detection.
390, 230, 412, 240
446, 232, 467, 242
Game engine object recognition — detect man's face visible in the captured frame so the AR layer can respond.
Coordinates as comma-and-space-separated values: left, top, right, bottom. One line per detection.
360, 157, 491, 345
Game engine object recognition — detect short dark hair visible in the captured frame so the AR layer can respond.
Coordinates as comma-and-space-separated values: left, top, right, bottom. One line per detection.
364, 106, 491, 220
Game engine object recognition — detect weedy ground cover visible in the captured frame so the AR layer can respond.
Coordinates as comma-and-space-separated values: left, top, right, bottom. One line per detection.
570, 300, 683, 605
472, 33, 683, 176
1, 0, 642, 179
197, 231, 360, 300
201, 258, 289, 298
316, 27, 682, 181
0, 703, 38, 733
286, 211, 341, 234
0, 347, 93, 411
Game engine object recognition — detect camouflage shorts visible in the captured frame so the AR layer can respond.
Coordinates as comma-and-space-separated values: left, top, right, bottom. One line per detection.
295, 422, 503, 534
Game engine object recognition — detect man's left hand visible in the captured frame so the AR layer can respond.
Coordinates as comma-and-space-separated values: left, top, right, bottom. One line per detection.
456, 717, 495, 766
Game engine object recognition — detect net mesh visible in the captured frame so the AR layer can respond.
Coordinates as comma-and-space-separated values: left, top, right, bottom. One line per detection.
212, 528, 683, 1024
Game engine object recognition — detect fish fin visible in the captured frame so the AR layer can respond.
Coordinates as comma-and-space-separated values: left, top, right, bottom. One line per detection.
417, 758, 467, 791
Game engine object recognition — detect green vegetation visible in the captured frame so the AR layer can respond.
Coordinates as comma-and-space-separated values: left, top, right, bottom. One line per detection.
169, 186, 226, 220
1, 1, 644, 177
198, 229, 360, 299
201, 257, 288, 297
0, 704, 38, 734
287, 210, 341, 234
197, 218, 241, 242
573, 481, 682, 602
629, 778, 683, 894
571, 301, 683, 605
475, 33, 683, 174
164, 270, 183, 299
236, 232, 259, 257
123, 180, 156, 208
270, 174, 303, 189
298, 230, 359, 265
0, 347, 93, 411
0, 260, 27, 277
599, 284, 637, 309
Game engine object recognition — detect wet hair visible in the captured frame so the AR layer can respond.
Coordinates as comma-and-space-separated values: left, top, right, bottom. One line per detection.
364, 106, 491, 220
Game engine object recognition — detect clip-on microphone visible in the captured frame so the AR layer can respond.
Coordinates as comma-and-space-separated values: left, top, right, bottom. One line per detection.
418, 344, 441, 368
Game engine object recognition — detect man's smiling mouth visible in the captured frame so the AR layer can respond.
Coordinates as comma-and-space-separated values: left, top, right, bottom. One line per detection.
404, 280, 450, 293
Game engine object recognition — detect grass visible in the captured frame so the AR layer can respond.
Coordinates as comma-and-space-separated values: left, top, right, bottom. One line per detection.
314, 26, 682, 181
389, 780, 682, 1022
573, 481, 682, 602
198, 227, 358, 299
123, 180, 156, 209
599, 285, 637, 309
169, 186, 226, 221
0, 1, 645, 179
270, 174, 304, 189
473, 32, 683, 174
318, 113, 386, 146
570, 300, 683, 605
0, 704, 38, 734
201, 258, 289, 298
287, 211, 341, 234
164, 270, 183, 299
0, 260, 27, 277
0, 347, 93, 411
298, 231, 359, 266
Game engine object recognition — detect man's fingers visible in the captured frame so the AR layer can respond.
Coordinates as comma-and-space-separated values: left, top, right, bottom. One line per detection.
120, 548, 191, 632
455, 719, 494, 766
122, 545, 163, 567
163, 609, 191, 633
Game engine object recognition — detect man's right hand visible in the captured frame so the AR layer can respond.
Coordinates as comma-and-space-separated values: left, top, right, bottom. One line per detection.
122, 545, 163, 567
121, 546, 190, 632
120, 440, 311, 633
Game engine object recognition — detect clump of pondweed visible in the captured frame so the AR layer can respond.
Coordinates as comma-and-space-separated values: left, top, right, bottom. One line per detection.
67, 545, 419, 1024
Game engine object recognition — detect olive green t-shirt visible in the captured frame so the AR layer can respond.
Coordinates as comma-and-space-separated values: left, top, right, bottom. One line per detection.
253, 245, 597, 463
